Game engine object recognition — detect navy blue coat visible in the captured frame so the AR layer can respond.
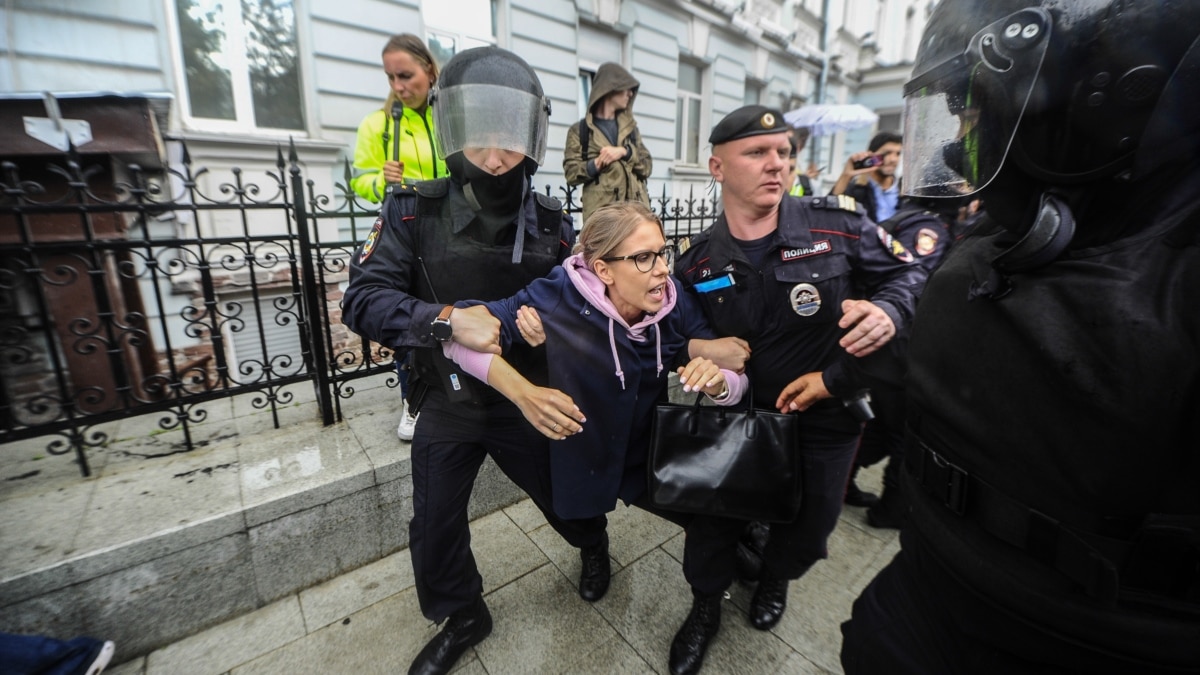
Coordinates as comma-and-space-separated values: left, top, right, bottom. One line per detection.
479, 266, 719, 519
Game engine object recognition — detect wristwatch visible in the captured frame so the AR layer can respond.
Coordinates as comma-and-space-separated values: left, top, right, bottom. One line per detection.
431, 305, 454, 342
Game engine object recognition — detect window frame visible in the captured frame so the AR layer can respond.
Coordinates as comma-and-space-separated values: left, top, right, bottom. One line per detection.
423, 0, 499, 66
675, 59, 706, 166
165, 0, 309, 137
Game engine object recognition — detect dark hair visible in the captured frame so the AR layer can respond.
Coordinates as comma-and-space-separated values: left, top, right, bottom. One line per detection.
868, 131, 902, 152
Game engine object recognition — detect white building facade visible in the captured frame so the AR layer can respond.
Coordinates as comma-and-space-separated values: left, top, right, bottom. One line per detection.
2, 0, 934, 201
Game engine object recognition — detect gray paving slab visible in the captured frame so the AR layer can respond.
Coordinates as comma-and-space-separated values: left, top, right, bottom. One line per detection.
230, 588, 443, 675
145, 596, 306, 675
298, 549, 414, 632
109, 490, 902, 675
474, 564, 617, 673
470, 510, 552, 594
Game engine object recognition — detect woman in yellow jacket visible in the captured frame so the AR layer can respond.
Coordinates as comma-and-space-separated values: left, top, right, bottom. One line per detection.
351, 34, 447, 440
351, 34, 447, 203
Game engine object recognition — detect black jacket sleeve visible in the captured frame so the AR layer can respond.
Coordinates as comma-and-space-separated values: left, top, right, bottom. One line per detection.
341, 192, 445, 349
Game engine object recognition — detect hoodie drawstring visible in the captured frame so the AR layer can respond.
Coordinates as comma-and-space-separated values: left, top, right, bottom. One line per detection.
654, 324, 663, 378
608, 317, 626, 390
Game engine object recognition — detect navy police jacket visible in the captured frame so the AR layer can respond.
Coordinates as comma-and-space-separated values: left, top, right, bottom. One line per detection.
342, 179, 574, 402
476, 265, 718, 519
675, 194, 926, 423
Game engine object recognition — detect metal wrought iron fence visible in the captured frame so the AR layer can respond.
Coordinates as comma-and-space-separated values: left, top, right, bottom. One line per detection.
0, 141, 721, 476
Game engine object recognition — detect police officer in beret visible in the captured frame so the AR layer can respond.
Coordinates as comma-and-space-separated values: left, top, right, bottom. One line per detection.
673, 105, 926, 673
342, 47, 607, 675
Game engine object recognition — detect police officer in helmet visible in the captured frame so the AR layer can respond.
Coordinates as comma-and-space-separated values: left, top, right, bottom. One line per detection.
842, 1, 1200, 671
342, 46, 607, 675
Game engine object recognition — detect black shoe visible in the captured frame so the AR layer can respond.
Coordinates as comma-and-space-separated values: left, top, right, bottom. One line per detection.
578, 531, 611, 602
669, 592, 723, 675
844, 479, 880, 507
749, 578, 789, 631
409, 597, 493, 675
734, 521, 769, 583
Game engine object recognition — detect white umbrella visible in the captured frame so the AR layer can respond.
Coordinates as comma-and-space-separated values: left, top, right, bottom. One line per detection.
784, 103, 878, 137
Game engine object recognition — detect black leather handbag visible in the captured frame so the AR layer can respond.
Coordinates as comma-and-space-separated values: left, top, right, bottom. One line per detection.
648, 393, 802, 522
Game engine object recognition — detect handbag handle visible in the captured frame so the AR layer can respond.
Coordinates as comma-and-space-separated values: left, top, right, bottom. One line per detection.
682, 384, 759, 437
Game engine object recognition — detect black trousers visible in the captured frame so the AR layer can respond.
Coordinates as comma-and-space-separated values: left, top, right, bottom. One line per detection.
841, 529, 1196, 675
720, 419, 861, 581
761, 421, 860, 577
408, 393, 606, 622
630, 496, 747, 597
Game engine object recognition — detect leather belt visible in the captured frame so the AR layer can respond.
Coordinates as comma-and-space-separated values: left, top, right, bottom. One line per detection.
908, 436, 1128, 604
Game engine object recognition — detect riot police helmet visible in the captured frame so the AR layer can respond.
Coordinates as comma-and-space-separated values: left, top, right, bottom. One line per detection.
902, 0, 1200, 199
430, 46, 550, 173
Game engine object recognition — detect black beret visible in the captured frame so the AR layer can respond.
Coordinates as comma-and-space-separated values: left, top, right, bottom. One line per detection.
708, 105, 789, 145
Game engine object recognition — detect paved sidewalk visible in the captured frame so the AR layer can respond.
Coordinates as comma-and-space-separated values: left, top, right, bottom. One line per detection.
105, 467, 897, 675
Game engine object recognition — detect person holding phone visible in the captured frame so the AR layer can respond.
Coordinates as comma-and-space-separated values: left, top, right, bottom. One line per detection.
830, 131, 903, 224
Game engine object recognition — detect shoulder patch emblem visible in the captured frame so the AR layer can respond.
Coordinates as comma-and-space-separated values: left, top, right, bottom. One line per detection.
915, 227, 940, 256
876, 226, 914, 263
359, 217, 383, 264
677, 236, 691, 255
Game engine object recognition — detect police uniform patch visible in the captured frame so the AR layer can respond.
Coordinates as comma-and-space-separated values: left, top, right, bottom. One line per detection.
915, 227, 939, 256
360, 217, 383, 264
877, 226, 914, 263
811, 195, 861, 213
790, 283, 821, 317
781, 240, 831, 261
678, 236, 691, 255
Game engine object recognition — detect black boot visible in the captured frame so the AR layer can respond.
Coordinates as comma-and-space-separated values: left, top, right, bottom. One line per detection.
749, 577, 789, 631
408, 596, 493, 675
844, 466, 880, 507
867, 482, 906, 529
578, 531, 611, 602
734, 521, 769, 584
669, 591, 723, 675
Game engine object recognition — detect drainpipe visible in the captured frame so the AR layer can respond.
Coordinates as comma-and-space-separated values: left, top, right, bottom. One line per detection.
809, 0, 833, 172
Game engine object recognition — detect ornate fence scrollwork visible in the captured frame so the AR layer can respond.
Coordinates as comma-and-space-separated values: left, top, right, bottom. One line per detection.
0, 142, 720, 476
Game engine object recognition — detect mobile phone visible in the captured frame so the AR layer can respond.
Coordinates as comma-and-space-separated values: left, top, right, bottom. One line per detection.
852, 155, 882, 170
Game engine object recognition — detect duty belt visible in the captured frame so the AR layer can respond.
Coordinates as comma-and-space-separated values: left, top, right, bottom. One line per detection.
907, 434, 1200, 611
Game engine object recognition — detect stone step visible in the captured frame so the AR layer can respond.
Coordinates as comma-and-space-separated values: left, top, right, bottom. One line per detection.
0, 377, 524, 661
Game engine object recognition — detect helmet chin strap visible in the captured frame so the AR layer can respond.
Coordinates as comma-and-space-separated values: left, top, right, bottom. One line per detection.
969, 191, 1076, 300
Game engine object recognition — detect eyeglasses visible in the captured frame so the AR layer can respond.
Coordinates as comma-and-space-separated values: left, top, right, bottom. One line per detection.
600, 245, 676, 273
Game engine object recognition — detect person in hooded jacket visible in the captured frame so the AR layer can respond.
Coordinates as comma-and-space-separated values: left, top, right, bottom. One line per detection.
564, 63, 653, 223
443, 201, 755, 675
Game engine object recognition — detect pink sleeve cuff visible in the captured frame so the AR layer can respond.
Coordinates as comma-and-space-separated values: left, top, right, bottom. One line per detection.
710, 370, 749, 406
442, 342, 495, 385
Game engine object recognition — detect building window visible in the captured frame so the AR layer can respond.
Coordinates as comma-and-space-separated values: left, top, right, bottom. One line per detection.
676, 61, 704, 164
424, 0, 497, 65
578, 69, 595, 120
173, 0, 305, 131
877, 111, 902, 134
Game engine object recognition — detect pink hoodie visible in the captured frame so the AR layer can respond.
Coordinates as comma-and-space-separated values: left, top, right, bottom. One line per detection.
446, 253, 745, 402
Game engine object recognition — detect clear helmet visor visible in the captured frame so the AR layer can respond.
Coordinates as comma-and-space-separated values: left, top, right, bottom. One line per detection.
902, 8, 1052, 198
432, 83, 549, 166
